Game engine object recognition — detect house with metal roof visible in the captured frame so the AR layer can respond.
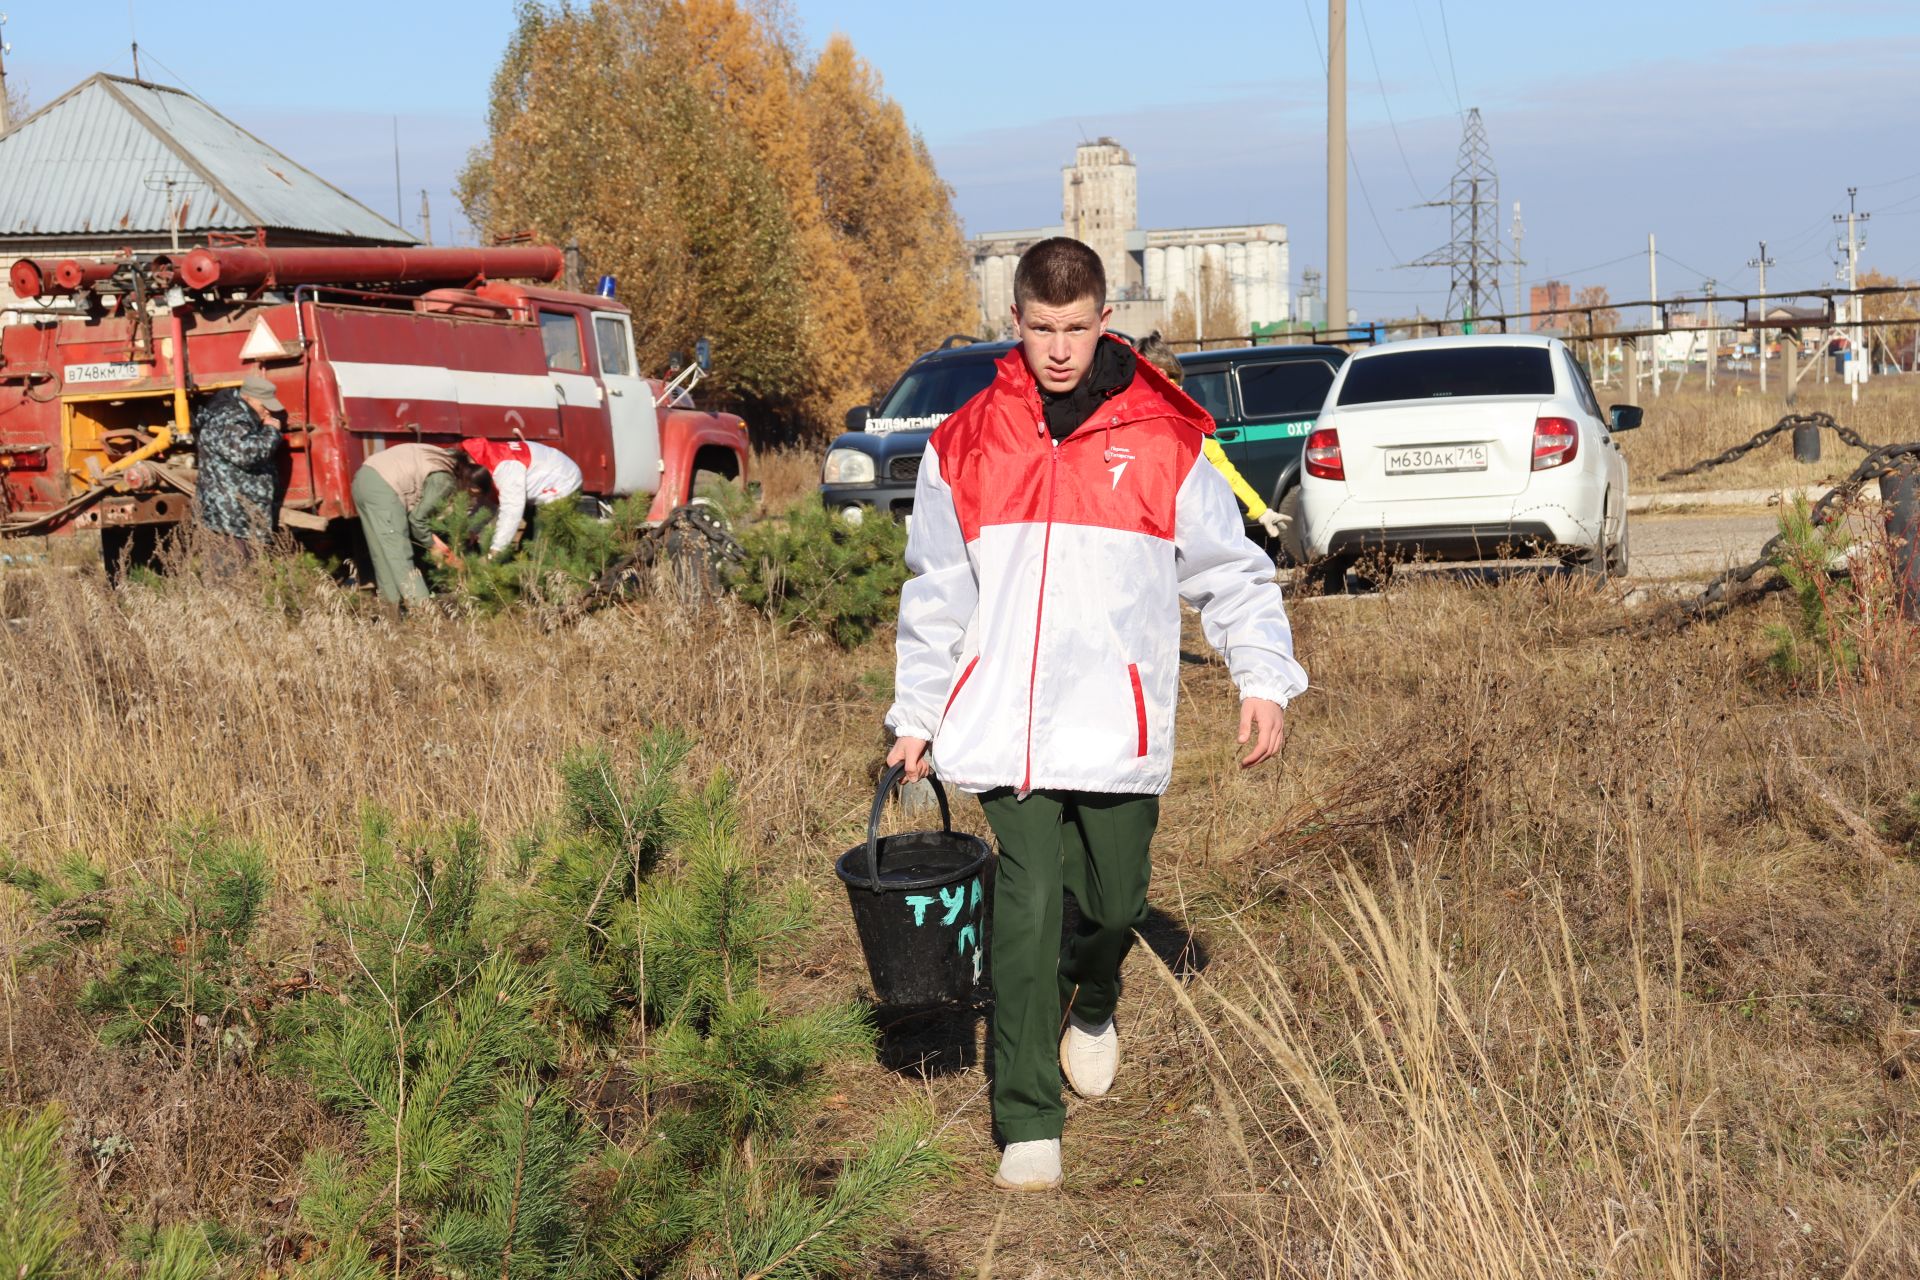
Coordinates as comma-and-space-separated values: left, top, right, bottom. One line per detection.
0, 72, 413, 303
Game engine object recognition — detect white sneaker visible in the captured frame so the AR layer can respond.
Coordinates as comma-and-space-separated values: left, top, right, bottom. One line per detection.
1059, 1013, 1119, 1098
994, 1138, 1063, 1191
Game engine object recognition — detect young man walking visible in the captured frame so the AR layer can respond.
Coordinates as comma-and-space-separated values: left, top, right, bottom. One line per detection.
885, 237, 1307, 1190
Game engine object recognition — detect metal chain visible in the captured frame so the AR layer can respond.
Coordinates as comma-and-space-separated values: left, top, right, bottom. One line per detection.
1657, 411, 1881, 482
1677, 440, 1920, 622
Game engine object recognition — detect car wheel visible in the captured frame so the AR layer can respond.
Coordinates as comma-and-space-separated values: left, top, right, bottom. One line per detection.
1606, 503, 1631, 576
1297, 555, 1352, 596
1348, 555, 1395, 594
1273, 487, 1306, 567
1569, 490, 1618, 578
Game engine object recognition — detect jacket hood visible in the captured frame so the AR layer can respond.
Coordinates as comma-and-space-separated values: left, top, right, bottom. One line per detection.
989, 335, 1215, 436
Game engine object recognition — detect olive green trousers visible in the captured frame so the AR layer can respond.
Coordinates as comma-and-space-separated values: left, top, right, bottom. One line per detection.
978, 788, 1158, 1143
350, 468, 431, 604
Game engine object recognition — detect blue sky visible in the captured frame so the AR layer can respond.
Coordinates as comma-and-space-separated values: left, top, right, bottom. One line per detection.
10, 0, 1920, 324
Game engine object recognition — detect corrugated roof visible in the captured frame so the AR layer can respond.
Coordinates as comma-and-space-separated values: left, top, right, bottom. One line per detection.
0, 73, 414, 244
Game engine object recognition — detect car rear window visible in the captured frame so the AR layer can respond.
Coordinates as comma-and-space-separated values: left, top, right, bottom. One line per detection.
1337, 347, 1554, 405
872, 356, 999, 423
1239, 359, 1337, 418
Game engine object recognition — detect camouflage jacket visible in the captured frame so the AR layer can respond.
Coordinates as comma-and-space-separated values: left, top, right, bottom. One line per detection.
193, 389, 280, 539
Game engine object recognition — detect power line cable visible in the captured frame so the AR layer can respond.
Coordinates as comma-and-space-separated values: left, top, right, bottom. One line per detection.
1548, 248, 1645, 278
1433, 0, 1466, 118
1409, 0, 1461, 116
1861, 168, 1920, 190
1656, 249, 1722, 284
1299, 0, 1403, 264
1355, 0, 1429, 200
1874, 187, 1920, 215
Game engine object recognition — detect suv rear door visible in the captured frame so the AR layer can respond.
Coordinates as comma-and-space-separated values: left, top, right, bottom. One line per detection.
1229, 355, 1341, 501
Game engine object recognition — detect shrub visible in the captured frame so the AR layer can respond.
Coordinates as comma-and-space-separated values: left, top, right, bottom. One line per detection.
0, 1105, 77, 1280
505, 731, 692, 1026
273, 741, 947, 1279
1766, 494, 1914, 687
1767, 496, 1860, 682
432, 493, 652, 615
0, 853, 109, 964
76, 824, 269, 1054
731, 500, 909, 648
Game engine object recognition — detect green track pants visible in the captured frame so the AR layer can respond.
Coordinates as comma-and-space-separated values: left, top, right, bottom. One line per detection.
978, 788, 1158, 1143
350, 468, 431, 605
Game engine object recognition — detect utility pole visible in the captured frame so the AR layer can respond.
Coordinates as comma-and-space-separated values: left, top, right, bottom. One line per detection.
1702, 278, 1716, 393
0, 13, 13, 135
419, 188, 432, 247
1647, 233, 1660, 397
1748, 240, 1774, 395
1833, 186, 1870, 403
1326, 0, 1348, 341
1510, 202, 1525, 333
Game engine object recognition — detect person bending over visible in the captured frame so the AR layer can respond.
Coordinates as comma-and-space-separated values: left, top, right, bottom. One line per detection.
458, 436, 583, 561
350, 442, 492, 611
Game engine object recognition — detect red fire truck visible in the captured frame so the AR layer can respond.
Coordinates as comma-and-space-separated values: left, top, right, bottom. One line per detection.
0, 244, 751, 566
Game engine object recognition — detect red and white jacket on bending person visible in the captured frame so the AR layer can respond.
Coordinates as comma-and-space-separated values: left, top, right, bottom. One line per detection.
460, 437, 583, 556
885, 341, 1308, 797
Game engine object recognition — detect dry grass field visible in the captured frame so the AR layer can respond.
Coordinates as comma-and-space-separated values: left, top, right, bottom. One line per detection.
1, 516, 1918, 1275
1612, 374, 1920, 494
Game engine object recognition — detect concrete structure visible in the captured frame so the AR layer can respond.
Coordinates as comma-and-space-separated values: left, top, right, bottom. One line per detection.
1296, 269, 1325, 330
1062, 139, 1141, 297
0, 73, 412, 308
969, 138, 1289, 339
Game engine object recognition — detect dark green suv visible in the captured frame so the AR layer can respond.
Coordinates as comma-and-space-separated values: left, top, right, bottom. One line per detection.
1176, 344, 1348, 564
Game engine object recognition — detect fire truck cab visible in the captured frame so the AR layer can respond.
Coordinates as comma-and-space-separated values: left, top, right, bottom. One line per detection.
0, 245, 751, 560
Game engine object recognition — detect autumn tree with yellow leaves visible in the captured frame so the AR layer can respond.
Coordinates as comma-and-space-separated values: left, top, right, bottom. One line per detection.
803, 34, 975, 396
460, 0, 973, 437
1858, 269, 1920, 368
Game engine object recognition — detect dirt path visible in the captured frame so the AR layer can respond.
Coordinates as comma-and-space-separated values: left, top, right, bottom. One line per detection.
1627, 510, 1779, 581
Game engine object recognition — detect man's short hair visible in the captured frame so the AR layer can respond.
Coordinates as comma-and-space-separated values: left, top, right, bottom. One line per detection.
1013, 237, 1106, 310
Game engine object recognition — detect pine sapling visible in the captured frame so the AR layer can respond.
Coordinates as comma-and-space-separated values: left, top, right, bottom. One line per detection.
511, 731, 692, 1026
0, 853, 109, 965
1767, 495, 1859, 681
0, 1105, 77, 1280
731, 500, 910, 648
77, 823, 267, 1055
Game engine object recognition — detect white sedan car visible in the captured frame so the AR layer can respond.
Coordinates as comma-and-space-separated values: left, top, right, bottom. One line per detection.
1298, 334, 1639, 587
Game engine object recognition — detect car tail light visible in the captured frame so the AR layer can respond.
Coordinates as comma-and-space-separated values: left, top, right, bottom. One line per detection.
1531, 417, 1579, 471
1304, 427, 1344, 481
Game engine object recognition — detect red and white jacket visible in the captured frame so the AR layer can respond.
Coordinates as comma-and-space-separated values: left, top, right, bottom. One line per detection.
461, 437, 583, 556
886, 342, 1308, 796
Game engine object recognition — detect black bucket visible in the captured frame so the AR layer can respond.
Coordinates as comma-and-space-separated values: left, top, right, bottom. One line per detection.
835, 765, 992, 1006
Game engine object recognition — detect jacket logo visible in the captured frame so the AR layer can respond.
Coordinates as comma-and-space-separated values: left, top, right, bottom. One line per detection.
1108, 460, 1130, 489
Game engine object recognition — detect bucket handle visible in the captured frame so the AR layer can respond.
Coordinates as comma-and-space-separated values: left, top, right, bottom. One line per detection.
862, 762, 954, 892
